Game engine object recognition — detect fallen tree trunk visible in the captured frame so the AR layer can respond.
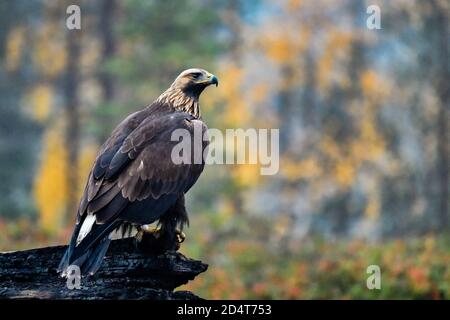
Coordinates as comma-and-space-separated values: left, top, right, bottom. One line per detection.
0, 238, 207, 299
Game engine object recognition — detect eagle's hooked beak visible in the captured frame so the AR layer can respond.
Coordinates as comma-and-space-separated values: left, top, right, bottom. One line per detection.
208, 74, 219, 87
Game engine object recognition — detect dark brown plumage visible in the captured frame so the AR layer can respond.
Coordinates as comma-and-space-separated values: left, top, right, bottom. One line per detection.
59, 68, 218, 276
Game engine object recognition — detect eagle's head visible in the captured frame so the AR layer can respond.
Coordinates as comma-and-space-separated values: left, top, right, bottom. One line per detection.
171, 68, 219, 97
157, 68, 218, 118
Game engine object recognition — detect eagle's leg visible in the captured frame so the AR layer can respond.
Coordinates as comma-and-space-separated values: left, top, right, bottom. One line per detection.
135, 196, 189, 255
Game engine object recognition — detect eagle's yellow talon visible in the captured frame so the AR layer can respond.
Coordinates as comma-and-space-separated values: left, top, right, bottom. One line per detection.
176, 230, 186, 244
142, 225, 161, 235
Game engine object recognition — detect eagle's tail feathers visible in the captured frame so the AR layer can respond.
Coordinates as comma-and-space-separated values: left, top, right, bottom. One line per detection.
57, 216, 83, 275
82, 237, 112, 275
59, 219, 120, 276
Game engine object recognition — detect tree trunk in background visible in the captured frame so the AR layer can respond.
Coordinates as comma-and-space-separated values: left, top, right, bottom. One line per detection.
278, 65, 296, 154
332, 0, 367, 235
431, 0, 449, 230
222, 0, 244, 214
98, 0, 117, 142
302, 50, 318, 127
99, 0, 116, 101
65, 21, 81, 222
222, 0, 242, 62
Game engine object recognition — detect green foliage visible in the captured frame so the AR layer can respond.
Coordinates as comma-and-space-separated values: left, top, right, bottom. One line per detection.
182, 231, 450, 299
111, 0, 223, 95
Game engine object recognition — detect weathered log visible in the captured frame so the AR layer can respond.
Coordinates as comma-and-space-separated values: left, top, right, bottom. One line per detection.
0, 238, 207, 299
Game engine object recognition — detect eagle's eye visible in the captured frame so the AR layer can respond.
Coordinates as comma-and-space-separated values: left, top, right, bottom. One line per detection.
191, 72, 202, 79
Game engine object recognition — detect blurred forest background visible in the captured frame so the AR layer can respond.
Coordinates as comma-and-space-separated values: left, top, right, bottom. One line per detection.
0, 0, 449, 299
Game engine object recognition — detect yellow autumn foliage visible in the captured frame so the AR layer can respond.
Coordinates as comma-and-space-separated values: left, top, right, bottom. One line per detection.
317, 78, 387, 189
264, 36, 297, 63
360, 116, 385, 159
287, 0, 304, 11
364, 179, 381, 220
282, 158, 322, 181
5, 26, 26, 72
34, 128, 68, 234
233, 164, 261, 188
34, 126, 98, 235
249, 83, 269, 104
77, 144, 98, 198
263, 29, 310, 65
33, 24, 66, 78
319, 136, 342, 160
225, 100, 249, 125
317, 31, 353, 93
334, 159, 356, 187
219, 63, 243, 100
219, 63, 250, 127
361, 69, 390, 101
27, 85, 53, 122
321, 117, 385, 189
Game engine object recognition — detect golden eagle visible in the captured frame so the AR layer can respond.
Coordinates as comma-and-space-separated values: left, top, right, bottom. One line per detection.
58, 68, 218, 276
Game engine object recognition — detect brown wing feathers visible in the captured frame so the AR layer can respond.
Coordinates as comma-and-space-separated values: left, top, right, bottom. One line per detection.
76, 110, 207, 232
